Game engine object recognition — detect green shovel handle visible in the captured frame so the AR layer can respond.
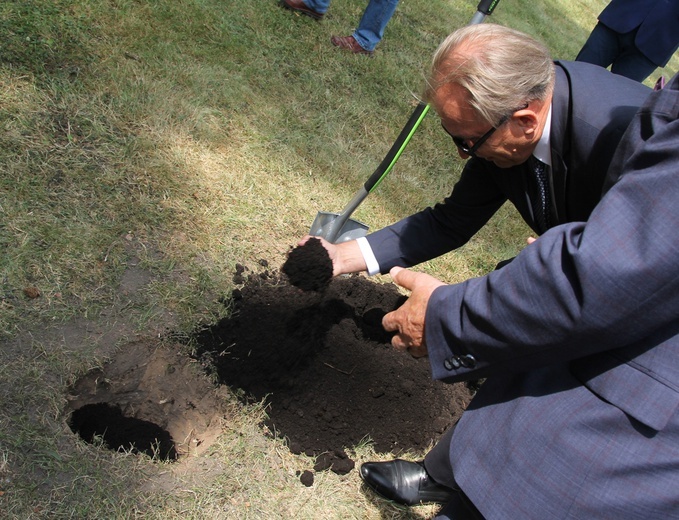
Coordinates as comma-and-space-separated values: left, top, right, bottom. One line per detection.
363, 102, 431, 194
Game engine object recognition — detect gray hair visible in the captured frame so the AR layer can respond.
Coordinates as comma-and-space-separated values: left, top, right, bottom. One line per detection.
423, 24, 555, 126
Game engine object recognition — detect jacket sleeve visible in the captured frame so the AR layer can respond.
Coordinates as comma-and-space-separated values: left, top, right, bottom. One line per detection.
366, 159, 507, 274
426, 77, 679, 386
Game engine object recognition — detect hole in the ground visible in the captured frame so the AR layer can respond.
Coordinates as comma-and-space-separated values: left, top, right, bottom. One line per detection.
64, 339, 232, 461
69, 403, 178, 461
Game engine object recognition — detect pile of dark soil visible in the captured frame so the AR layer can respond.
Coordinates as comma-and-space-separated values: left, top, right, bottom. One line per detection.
191, 243, 473, 480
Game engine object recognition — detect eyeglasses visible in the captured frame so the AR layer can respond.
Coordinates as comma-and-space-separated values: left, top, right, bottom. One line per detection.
442, 103, 529, 157
442, 114, 509, 157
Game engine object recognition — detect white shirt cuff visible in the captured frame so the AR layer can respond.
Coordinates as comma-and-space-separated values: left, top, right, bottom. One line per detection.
356, 237, 380, 276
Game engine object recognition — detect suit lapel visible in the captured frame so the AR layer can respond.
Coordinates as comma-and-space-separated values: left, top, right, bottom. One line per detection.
549, 63, 573, 225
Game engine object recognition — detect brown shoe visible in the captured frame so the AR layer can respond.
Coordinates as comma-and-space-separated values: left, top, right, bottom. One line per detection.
330, 35, 373, 56
281, 0, 324, 20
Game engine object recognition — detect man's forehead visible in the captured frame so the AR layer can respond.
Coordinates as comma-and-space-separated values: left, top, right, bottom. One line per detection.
433, 83, 480, 127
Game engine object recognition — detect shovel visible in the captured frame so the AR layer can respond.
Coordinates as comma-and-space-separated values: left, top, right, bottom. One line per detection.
309, 0, 503, 244
310, 102, 430, 243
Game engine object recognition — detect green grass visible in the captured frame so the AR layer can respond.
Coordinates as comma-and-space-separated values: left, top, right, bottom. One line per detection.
1, 0, 677, 517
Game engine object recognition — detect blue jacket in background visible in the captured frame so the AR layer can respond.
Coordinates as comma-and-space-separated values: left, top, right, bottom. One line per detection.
599, 0, 679, 67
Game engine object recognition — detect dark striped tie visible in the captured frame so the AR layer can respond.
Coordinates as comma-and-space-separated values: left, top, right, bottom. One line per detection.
528, 156, 551, 234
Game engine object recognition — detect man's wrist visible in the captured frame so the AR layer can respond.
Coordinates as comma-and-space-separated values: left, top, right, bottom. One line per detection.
356, 237, 380, 276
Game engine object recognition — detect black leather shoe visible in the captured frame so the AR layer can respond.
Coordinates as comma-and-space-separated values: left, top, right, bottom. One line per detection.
360, 459, 456, 506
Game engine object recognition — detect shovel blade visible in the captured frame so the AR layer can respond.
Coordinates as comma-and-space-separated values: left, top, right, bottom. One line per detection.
310, 212, 369, 243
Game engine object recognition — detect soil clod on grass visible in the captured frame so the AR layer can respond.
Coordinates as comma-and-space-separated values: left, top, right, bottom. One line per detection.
282, 237, 333, 292
299, 469, 314, 487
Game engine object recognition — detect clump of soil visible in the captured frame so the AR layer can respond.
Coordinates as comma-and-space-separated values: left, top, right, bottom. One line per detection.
281, 237, 333, 292
192, 266, 474, 476
299, 469, 314, 487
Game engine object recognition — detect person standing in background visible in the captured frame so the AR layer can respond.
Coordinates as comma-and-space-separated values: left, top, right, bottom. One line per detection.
576, 0, 679, 83
280, 0, 399, 56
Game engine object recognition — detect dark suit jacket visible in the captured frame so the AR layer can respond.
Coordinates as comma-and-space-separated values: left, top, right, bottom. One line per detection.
366, 61, 650, 273
426, 74, 679, 518
599, 0, 679, 67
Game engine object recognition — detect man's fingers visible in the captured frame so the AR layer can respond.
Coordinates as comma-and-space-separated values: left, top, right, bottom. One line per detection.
297, 235, 312, 246
390, 333, 428, 358
390, 332, 409, 352
382, 308, 399, 333
383, 308, 417, 351
390, 266, 445, 294
390, 266, 416, 291
385, 266, 439, 359
407, 345, 428, 358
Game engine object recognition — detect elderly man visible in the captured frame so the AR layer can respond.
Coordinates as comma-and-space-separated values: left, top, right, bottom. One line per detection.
313, 24, 650, 280
298, 23, 658, 517
372, 69, 679, 519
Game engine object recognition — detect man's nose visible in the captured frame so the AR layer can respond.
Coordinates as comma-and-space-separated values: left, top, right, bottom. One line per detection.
457, 148, 471, 160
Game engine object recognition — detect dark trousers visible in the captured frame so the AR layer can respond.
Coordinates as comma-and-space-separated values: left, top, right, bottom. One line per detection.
424, 425, 485, 520
576, 22, 658, 83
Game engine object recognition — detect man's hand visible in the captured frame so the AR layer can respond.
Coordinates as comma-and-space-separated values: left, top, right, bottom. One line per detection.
297, 236, 367, 277
382, 267, 445, 358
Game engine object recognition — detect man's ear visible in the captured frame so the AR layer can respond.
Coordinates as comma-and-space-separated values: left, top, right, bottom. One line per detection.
512, 108, 539, 137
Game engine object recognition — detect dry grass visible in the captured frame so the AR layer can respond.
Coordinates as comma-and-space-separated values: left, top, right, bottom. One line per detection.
1, 0, 677, 517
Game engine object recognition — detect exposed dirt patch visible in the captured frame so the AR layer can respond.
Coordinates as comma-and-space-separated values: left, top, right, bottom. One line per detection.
63, 242, 473, 485
65, 339, 233, 459
191, 266, 474, 476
